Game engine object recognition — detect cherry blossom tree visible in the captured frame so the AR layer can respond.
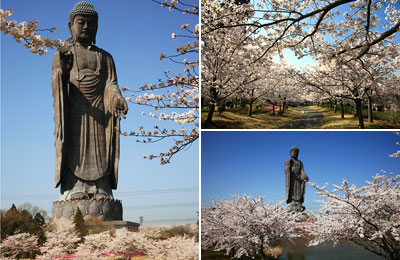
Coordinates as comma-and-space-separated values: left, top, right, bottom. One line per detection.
139, 224, 172, 239
378, 74, 400, 112
73, 227, 199, 259
295, 58, 372, 127
202, 1, 271, 125
234, 59, 304, 117
102, 228, 150, 257
203, 0, 400, 62
307, 172, 400, 260
201, 195, 309, 259
75, 231, 114, 258
293, 50, 399, 128
38, 219, 81, 259
148, 235, 199, 260
0, 233, 39, 260
262, 60, 308, 113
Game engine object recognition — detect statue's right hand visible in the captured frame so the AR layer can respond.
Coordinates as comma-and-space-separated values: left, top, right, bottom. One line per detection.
58, 50, 73, 74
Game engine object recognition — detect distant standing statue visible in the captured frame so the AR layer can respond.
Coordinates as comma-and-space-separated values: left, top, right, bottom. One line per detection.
51, 1, 128, 220
284, 146, 309, 212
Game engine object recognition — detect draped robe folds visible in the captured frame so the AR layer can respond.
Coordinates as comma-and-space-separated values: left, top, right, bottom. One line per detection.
284, 158, 307, 204
51, 45, 122, 193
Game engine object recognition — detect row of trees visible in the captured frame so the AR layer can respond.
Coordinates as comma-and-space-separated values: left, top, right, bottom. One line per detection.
1, 203, 46, 246
201, 0, 400, 128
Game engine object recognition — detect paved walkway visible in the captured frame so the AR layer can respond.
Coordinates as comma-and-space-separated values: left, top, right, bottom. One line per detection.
278, 107, 324, 129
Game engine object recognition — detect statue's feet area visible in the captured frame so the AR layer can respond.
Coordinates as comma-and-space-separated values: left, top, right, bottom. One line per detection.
70, 192, 90, 200
287, 202, 306, 212
52, 198, 122, 220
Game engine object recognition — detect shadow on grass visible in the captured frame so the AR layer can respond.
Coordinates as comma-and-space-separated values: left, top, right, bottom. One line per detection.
201, 107, 298, 129
308, 106, 400, 129
202, 115, 246, 129
236, 109, 276, 116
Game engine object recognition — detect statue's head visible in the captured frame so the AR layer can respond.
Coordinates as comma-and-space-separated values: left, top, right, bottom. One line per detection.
290, 145, 299, 159
68, 1, 98, 45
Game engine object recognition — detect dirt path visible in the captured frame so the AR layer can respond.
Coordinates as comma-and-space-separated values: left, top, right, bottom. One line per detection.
278, 107, 323, 129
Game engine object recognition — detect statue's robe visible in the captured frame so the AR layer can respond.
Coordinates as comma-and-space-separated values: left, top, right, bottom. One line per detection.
51, 45, 122, 193
284, 158, 308, 204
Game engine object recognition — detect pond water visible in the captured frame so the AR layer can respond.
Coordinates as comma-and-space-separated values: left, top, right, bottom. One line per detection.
281, 239, 385, 260
202, 239, 386, 260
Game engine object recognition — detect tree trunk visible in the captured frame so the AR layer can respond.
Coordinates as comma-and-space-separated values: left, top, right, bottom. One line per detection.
248, 89, 255, 116
355, 98, 364, 129
205, 86, 217, 125
367, 95, 373, 123
206, 103, 215, 125
272, 104, 275, 115
340, 101, 344, 119
354, 105, 358, 117
334, 101, 337, 113
248, 100, 253, 116
282, 98, 287, 113
240, 99, 246, 109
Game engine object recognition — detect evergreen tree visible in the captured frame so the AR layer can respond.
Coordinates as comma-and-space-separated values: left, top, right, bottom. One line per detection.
73, 207, 87, 238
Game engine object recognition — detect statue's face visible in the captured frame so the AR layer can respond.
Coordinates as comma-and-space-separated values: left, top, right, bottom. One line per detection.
69, 15, 97, 45
290, 149, 299, 159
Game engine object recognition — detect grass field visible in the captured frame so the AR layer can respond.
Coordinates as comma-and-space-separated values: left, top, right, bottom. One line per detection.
201, 105, 399, 129
201, 106, 302, 129
309, 106, 400, 129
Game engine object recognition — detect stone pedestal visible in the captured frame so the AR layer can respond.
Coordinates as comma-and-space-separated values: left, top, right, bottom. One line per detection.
52, 198, 122, 221
85, 220, 140, 233
287, 201, 306, 212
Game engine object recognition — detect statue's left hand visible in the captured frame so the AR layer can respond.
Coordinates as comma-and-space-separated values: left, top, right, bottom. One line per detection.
301, 172, 309, 182
113, 95, 128, 119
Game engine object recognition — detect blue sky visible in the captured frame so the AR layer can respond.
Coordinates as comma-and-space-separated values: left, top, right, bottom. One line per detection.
1, 0, 199, 225
201, 131, 400, 212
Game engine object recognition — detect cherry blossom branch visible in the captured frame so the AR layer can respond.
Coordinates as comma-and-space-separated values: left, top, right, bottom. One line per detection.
152, 0, 198, 15
1, 9, 70, 55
